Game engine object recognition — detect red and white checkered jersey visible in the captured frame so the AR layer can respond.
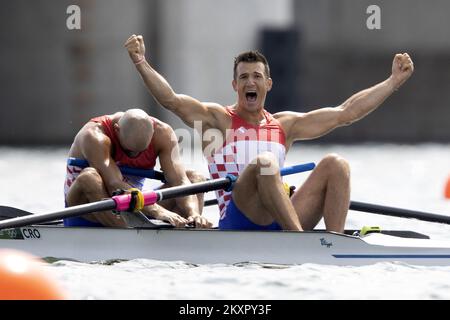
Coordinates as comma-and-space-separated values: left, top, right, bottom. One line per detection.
207, 107, 286, 219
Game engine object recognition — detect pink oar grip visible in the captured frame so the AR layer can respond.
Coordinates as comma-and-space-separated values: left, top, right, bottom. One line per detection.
112, 194, 133, 212
112, 191, 158, 211
143, 191, 159, 206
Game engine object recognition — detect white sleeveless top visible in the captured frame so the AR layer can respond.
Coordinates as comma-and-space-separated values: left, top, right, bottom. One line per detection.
206, 107, 286, 219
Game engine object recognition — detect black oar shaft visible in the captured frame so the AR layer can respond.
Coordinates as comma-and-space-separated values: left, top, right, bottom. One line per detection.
0, 199, 116, 229
350, 201, 450, 224
159, 178, 232, 201
204, 200, 450, 225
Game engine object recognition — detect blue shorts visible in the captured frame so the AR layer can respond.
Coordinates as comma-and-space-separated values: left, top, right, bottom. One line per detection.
219, 198, 282, 231
63, 200, 105, 227
63, 216, 104, 227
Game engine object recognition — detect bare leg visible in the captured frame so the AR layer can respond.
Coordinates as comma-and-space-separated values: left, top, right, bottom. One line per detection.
158, 170, 206, 214
232, 153, 302, 230
290, 154, 350, 232
65, 168, 126, 227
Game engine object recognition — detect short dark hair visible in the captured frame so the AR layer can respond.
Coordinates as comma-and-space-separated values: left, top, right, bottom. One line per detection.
233, 51, 271, 80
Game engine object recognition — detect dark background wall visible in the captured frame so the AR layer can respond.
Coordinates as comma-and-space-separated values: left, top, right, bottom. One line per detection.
0, 0, 159, 144
291, 0, 450, 143
0, 0, 448, 145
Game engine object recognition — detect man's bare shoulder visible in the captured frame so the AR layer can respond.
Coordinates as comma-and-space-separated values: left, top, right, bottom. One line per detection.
203, 103, 231, 128
70, 122, 110, 156
79, 122, 109, 141
151, 119, 177, 149
152, 118, 175, 136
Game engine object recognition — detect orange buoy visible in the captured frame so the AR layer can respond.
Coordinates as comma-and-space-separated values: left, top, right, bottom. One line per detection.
0, 249, 66, 300
446, 176, 450, 199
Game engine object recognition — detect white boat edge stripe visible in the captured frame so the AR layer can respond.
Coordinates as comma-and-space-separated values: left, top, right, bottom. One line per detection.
334, 255, 450, 259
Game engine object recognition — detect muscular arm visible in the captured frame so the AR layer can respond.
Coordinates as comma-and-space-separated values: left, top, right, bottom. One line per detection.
79, 128, 131, 195
278, 53, 414, 144
157, 125, 200, 219
125, 35, 227, 130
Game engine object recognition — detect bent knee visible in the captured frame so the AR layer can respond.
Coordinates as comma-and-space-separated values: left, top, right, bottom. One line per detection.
66, 168, 106, 205
320, 154, 350, 175
76, 168, 104, 186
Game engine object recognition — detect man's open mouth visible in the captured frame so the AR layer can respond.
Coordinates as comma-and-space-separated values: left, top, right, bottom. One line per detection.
246, 91, 258, 102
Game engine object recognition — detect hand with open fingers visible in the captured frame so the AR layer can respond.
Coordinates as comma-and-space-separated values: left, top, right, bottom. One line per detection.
391, 53, 414, 90
162, 211, 189, 228
124, 34, 146, 64
187, 215, 213, 229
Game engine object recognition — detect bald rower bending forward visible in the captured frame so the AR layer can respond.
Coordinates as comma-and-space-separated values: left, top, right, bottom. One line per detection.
126, 34, 414, 232
64, 109, 212, 228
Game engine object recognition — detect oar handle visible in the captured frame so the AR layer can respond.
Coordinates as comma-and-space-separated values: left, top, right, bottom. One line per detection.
68, 158, 316, 183
113, 190, 159, 212
158, 163, 314, 205
280, 163, 316, 176
68, 158, 166, 182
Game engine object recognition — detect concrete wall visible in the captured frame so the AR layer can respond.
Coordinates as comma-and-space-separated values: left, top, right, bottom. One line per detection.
1, 0, 449, 144
0, 0, 156, 144
293, 0, 450, 142
295, 0, 450, 52
0, 0, 294, 144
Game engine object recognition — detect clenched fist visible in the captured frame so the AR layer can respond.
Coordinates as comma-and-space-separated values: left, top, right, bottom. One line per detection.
391, 53, 414, 90
124, 34, 146, 64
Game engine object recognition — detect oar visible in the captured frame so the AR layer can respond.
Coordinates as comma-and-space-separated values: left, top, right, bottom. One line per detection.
349, 201, 450, 224
0, 206, 33, 220
69, 157, 316, 202
68, 158, 165, 181
68, 158, 315, 184
0, 162, 316, 230
0, 176, 234, 230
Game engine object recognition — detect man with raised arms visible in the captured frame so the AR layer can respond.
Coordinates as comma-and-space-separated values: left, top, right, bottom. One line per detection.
125, 34, 413, 232
65, 108, 212, 228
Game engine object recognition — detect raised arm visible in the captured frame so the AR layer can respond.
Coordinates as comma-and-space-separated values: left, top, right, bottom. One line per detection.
278, 53, 414, 145
124, 35, 227, 130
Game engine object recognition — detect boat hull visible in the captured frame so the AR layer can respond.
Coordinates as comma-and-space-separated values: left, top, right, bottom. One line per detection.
1, 226, 450, 266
